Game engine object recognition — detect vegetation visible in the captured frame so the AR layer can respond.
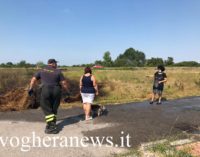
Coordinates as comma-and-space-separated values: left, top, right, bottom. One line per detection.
0, 68, 35, 94
1, 47, 199, 68
174, 61, 200, 67
150, 142, 193, 157
146, 57, 164, 67
61, 67, 200, 104
114, 48, 146, 67
114, 139, 194, 157
0, 60, 35, 68
1, 67, 200, 105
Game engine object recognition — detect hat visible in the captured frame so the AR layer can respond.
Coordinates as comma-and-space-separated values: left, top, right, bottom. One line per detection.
48, 59, 58, 64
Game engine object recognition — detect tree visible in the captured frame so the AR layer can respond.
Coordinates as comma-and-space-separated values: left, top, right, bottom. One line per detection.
114, 48, 146, 67
6, 62, 13, 66
16, 60, 34, 68
174, 61, 199, 67
17, 60, 27, 67
0, 63, 6, 67
165, 57, 174, 66
36, 61, 45, 68
103, 51, 113, 67
3, 62, 14, 67
146, 57, 164, 67
94, 60, 103, 65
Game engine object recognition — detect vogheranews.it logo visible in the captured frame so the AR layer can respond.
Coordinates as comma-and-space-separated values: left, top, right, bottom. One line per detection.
0, 131, 132, 152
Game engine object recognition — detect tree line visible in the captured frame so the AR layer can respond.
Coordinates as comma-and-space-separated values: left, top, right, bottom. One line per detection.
0, 47, 200, 68
73, 48, 200, 67
0, 60, 45, 68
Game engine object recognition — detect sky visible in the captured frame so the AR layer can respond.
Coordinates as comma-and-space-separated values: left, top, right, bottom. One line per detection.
0, 0, 200, 65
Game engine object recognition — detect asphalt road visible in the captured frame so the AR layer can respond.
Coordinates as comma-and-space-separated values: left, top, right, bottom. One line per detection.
0, 96, 200, 157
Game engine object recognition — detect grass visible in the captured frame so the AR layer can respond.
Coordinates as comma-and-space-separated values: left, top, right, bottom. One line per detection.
112, 137, 194, 157
114, 135, 194, 157
150, 141, 193, 157
0, 68, 35, 94
63, 67, 200, 104
1, 67, 200, 105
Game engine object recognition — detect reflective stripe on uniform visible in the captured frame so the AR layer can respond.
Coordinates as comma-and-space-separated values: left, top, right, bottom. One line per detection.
46, 117, 54, 122
45, 114, 55, 119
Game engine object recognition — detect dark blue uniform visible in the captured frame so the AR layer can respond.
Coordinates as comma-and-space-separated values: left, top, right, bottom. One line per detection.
34, 66, 65, 123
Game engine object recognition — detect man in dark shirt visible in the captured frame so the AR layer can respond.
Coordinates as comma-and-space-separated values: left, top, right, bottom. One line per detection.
29, 59, 68, 134
150, 65, 167, 105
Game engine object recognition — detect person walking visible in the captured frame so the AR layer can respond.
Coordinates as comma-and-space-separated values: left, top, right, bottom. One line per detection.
80, 67, 98, 120
28, 59, 68, 134
150, 65, 167, 105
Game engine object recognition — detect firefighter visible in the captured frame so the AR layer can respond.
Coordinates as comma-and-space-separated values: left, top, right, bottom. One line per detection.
28, 59, 68, 134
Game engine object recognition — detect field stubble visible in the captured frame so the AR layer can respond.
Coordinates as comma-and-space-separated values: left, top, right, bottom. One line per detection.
0, 67, 200, 110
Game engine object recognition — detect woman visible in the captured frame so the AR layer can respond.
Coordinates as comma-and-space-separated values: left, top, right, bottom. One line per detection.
80, 67, 98, 120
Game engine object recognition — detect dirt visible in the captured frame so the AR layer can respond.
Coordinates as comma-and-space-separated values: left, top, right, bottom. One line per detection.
0, 77, 94, 112
0, 87, 29, 111
0, 86, 81, 112
0, 87, 40, 112
177, 142, 200, 156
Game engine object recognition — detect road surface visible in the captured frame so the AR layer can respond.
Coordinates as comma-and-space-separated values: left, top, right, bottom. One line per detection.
0, 96, 200, 157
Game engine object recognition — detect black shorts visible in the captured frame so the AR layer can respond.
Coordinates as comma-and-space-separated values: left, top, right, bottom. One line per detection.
153, 85, 164, 94
153, 89, 163, 95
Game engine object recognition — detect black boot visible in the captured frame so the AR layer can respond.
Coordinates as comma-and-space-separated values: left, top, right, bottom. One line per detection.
45, 121, 58, 134
156, 101, 162, 105
149, 101, 154, 104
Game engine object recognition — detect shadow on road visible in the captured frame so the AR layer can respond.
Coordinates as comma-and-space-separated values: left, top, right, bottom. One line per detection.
57, 114, 85, 132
